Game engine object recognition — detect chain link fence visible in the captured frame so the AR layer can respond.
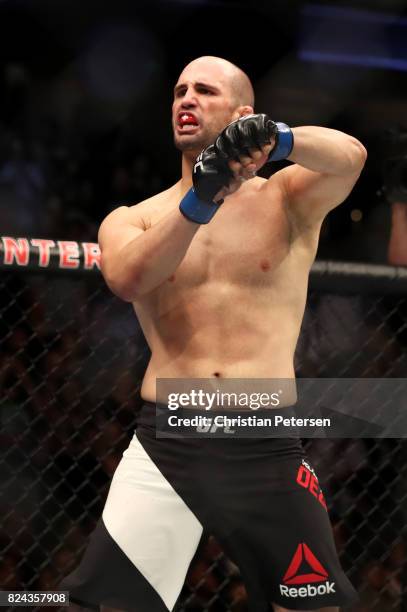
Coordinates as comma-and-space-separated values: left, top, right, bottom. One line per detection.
1, 241, 407, 611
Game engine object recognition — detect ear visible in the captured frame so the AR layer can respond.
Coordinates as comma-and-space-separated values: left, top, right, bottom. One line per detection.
231, 105, 254, 121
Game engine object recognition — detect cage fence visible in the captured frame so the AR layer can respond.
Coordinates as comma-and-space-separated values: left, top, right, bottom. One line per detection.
1, 238, 407, 612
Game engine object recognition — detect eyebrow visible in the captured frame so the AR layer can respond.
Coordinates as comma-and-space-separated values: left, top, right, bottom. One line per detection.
173, 81, 220, 95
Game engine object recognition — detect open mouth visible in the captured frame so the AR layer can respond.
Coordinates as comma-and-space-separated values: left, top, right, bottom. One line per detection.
177, 112, 199, 130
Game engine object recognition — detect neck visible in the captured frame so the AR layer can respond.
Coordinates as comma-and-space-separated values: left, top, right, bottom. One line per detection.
180, 151, 198, 191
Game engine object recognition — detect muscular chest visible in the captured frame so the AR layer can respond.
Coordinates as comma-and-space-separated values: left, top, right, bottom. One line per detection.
172, 189, 291, 287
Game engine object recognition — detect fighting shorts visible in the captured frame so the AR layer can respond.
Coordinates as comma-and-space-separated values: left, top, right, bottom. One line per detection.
61, 402, 358, 611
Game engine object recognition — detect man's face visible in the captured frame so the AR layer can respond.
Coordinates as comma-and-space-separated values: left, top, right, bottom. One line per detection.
172, 62, 238, 156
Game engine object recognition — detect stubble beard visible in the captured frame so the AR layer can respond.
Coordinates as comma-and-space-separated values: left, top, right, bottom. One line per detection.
173, 121, 224, 158
174, 133, 212, 156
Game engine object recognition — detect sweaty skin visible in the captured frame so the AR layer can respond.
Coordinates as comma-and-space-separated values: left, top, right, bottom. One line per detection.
99, 56, 367, 408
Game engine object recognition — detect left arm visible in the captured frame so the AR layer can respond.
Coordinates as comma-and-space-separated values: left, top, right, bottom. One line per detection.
216, 116, 367, 225
270, 126, 367, 225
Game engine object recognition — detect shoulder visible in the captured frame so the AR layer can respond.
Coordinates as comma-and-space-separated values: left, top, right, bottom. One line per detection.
101, 183, 179, 233
129, 184, 179, 212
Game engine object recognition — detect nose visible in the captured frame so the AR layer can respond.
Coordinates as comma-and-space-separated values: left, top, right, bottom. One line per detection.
180, 87, 197, 108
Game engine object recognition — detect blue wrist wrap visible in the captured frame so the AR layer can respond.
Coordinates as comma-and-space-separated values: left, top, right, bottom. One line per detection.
268, 122, 294, 162
179, 188, 220, 224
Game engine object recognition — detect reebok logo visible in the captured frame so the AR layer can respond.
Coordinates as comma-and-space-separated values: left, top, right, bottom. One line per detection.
279, 543, 336, 598
284, 542, 328, 584
280, 583, 336, 598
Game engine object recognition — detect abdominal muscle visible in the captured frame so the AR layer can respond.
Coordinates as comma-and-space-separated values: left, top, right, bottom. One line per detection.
132, 177, 316, 405
137, 279, 306, 405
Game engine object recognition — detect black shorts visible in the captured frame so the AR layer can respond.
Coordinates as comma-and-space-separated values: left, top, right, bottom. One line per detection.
61, 402, 358, 611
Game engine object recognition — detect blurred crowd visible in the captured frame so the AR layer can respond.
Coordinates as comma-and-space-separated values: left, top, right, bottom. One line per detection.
1, 57, 407, 612
0, 61, 164, 241
0, 272, 148, 596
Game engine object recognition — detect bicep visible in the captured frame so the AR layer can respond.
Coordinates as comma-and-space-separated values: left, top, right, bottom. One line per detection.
98, 206, 146, 270
274, 164, 362, 225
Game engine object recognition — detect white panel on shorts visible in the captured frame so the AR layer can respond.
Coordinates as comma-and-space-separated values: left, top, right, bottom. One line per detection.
102, 432, 203, 611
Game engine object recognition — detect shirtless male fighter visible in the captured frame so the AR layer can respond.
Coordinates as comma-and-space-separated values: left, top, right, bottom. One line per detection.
62, 56, 367, 612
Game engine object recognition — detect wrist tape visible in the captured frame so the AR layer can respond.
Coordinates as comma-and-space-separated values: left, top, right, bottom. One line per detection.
179, 188, 221, 224
268, 122, 294, 162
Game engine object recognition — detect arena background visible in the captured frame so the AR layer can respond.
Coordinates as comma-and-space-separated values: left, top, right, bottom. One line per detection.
1, 0, 407, 610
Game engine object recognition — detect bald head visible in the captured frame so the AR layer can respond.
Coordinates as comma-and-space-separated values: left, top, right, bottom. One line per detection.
181, 56, 255, 108
173, 56, 255, 156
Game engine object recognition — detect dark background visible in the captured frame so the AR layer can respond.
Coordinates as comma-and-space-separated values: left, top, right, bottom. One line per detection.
1, 0, 407, 262
1, 3, 407, 609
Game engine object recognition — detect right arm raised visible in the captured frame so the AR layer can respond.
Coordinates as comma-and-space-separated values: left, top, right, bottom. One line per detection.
99, 135, 246, 301
99, 140, 238, 302
98, 204, 200, 302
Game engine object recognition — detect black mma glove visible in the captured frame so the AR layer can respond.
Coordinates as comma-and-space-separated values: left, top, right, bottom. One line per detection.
215, 113, 293, 163
179, 144, 234, 224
